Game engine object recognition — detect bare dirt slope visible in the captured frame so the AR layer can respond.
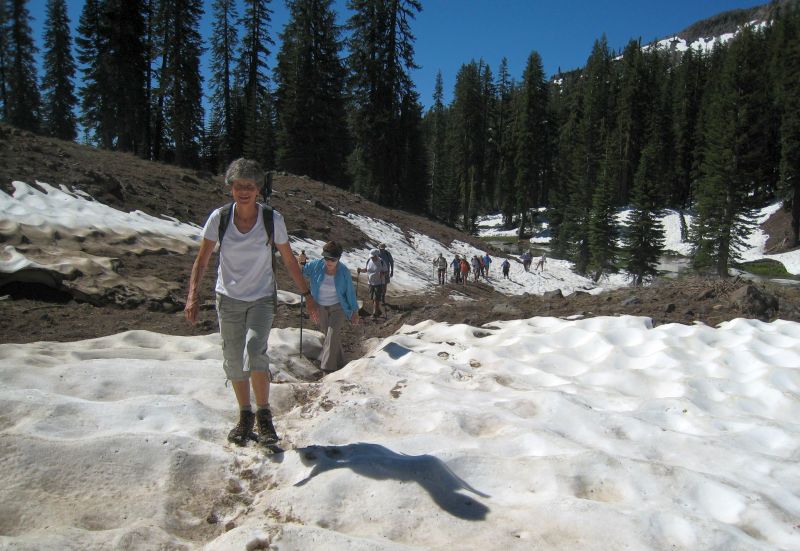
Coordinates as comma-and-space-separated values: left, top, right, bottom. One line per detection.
2, 123, 799, 369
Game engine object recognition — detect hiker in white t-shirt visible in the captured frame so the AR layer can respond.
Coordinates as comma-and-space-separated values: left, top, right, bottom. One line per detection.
184, 158, 317, 448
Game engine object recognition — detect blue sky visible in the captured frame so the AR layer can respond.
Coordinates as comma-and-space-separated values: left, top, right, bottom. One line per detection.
27, 0, 766, 112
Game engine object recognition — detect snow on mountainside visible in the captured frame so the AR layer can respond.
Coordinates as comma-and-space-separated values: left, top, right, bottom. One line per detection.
644, 0, 794, 55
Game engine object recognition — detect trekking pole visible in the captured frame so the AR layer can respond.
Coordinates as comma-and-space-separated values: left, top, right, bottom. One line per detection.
299, 294, 304, 356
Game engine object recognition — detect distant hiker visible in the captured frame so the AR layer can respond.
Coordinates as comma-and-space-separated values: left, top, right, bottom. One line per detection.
535, 253, 547, 271
378, 243, 394, 303
471, 255, 481, 282
184, 158, 317, 448
521, 251, 532, 272
298, 250, 308, 268
434, 253, 447, 285
451, 254, 462, 283
482, 253, 492, 278
302, 241, 360, 372
501, 258, 510, 279
459, 257, 470, 287
357, 249, 388, 318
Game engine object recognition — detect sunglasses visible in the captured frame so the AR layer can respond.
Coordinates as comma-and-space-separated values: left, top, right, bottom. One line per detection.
324, 256, 339, 262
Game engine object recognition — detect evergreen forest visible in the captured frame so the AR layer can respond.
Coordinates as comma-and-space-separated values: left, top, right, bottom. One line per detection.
2, 0, 800, 282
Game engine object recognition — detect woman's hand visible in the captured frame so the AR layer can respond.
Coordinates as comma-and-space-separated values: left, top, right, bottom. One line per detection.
305, 296, 319, 324
350, 311, 360, 325
184, 295, 199, 325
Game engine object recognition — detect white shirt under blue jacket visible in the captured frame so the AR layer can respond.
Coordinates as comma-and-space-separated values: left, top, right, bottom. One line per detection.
302, 259, 359, 319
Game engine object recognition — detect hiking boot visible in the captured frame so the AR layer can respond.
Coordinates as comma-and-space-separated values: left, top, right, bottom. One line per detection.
227, 409, 255, 447
256, 408, 280, 444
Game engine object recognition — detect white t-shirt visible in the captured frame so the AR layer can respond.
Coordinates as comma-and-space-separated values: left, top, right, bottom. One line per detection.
202, 204, 289, 301
317, 274, 339, 306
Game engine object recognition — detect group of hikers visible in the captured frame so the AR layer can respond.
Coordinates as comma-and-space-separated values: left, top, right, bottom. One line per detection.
434, 251, 522, 286
184, 156, 548, 449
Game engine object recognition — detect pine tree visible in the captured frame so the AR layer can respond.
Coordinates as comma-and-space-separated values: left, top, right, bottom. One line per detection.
209, 0, 239, 167
549, 71, 583, 258
107, 0, 148, 153
396, 89, 428, 212
560, 37, 613, 274
671, 48, 706, 209
158, 0, 204, 167
274, 0, 349, 186
623, 137, 665, 285
450, 60, 484, 232
480, 61, 498, 212
513, 51, 548, 238
613, 39, 647, 205
428, 71, 449, 218
76, 0, 109, 145
238, 0, 275, 168
775, 5, 800, 246
587, 178, 618, 281
6, 0, 41, 132
346, 0, 425, 207
495, 57, 516, 228
41, 0, 77, 140
77, 0, 148, 153
692, 35, 761, 277
1, 1, 10, 121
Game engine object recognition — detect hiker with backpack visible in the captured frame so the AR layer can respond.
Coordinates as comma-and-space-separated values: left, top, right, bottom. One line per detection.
184, 158, 317, 448
357, 249, 388, 318
301, 241, 359, 372
451, 254, 462, 283
501, 258, 511, 279
377, 244, 394, 302
459, 257, 470, 287
482, 253, 492, 278
521, 251, 532, 272
471, 255, 481, 283
434, 253, 447, 285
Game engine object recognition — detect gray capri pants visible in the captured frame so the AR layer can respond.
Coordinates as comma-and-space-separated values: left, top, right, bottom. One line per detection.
216, 293, 274, 381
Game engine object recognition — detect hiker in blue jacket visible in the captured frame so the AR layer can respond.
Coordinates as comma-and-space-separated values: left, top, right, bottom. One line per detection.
302, 241, 360, 372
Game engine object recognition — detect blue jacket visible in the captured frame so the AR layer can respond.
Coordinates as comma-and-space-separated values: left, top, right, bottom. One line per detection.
302, 258, 358, 319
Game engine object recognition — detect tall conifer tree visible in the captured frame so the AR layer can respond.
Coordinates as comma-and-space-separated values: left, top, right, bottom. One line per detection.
495, 58, 516, 227
346, 0, 425, 207
6, 0, 40, 132
274, 0, 348, 186
77, 0, 147, 152
692, 35, 761, 277
157, 0, 204, 167
1, 1, 10, 121
41, 0, 77, 140
209, 0, 239, 167
513, 51, 548, 238
623, 136, 665, 285
775, 6, 800, 245
428, 71, 449, 218
560, 37, 613, 274
238, 0, 275, 168
450, 60, 484, 232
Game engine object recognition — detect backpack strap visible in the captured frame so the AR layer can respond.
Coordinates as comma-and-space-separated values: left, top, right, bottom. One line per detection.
218, 202, 274, 246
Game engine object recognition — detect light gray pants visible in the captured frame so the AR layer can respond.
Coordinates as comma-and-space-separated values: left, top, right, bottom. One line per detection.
318, 303, 346, 372
216, 293, 274, 381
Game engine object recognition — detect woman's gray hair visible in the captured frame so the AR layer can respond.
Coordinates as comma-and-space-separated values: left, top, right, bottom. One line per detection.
224, 158, 264, 186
